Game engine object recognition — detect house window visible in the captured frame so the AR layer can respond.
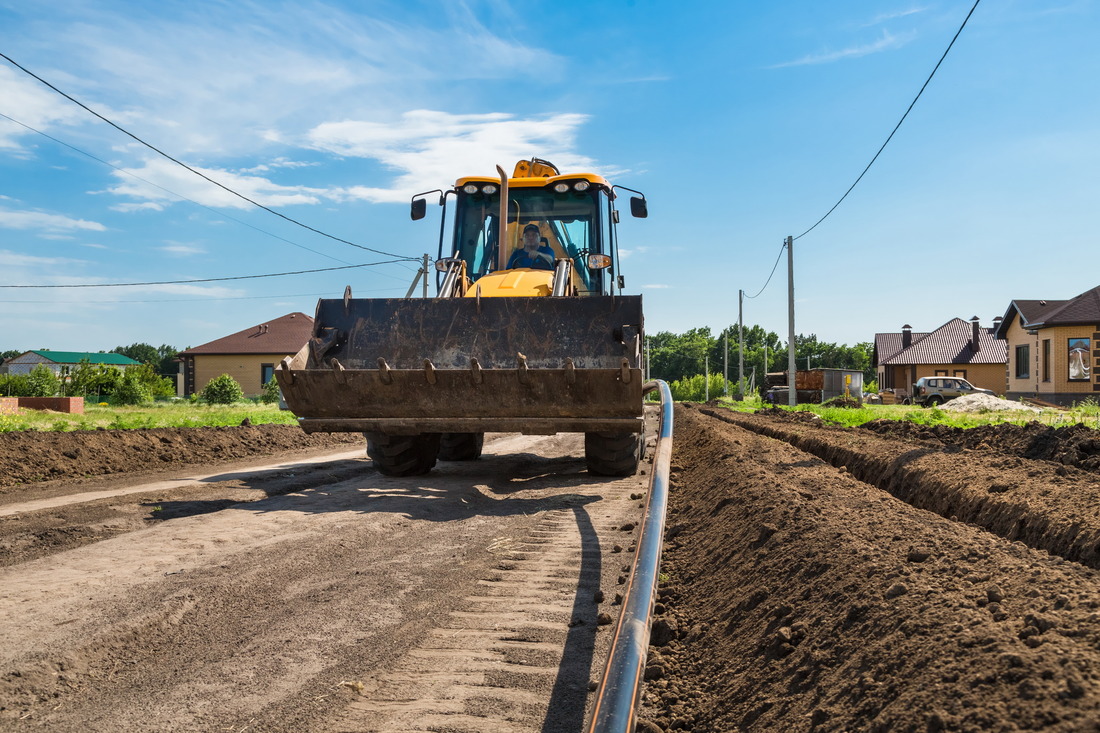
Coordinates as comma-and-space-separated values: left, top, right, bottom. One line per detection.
1042, 339, 1051, 382
261, 363, 275, 386
1068, 338, 1090, 381
1015, 345, 1030, 379
934, 369, 948, 376
953, 370, 967, 379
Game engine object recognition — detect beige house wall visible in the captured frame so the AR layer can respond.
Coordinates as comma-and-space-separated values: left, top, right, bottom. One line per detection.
192, 354, 282, 397
1005, 316, 1098, 397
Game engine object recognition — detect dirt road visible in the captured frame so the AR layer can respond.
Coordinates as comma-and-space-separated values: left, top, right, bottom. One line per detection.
0, 432, 653, 732
6, 404, 1100, 732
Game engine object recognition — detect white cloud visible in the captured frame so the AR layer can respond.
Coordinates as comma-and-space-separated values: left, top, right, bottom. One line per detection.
310, 110, 595, 203
110, 202, 166, 213
0, 249, 86, 268
770, 30, 914, 68
0, 207, 106, 233
860, 8, 927, 27
160, 242, 206, 257
106, 158, 327, 209
0, 67, 88, 152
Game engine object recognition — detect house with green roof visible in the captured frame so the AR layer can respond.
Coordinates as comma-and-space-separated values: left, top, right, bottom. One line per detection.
0, 350, 141, 376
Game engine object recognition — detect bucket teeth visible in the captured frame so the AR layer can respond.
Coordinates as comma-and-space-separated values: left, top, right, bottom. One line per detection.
517, 352, 530, 385
424, 359, 437, 384
470, 358, 483, 385
565, 358, 576, 385
331, 358, 347, 384
377, 357, 393, 385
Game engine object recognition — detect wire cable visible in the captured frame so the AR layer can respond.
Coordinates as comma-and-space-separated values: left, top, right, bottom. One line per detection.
0, 110, 360, 266
743, 242, 786, 299
794, 0, 981, 241
0, 260, 409, 288
0, 50, 417, 262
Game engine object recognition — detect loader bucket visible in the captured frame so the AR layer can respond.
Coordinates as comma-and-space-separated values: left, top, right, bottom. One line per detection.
276, 295, 645, 436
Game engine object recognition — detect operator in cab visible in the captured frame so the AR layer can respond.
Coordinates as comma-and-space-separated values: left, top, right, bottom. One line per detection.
507, 223, 555, 270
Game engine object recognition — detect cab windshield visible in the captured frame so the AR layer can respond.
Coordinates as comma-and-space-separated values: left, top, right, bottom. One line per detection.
450, 185, 608, 295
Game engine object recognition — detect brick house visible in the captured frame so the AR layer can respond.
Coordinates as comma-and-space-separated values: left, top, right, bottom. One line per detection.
0, 350, 140, 376
177, 313, 313, 397
874, 317, 1007, 400
994, 285, 1100, 406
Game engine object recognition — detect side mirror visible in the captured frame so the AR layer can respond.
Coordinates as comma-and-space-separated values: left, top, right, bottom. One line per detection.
630, 196, 648, 219
410, 198, 427, 221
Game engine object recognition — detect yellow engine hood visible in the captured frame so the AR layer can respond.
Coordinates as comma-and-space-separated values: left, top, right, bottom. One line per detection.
465, 269, 554, 297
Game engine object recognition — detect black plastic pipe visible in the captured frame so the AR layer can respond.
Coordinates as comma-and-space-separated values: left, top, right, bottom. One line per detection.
586, 379, 674, 733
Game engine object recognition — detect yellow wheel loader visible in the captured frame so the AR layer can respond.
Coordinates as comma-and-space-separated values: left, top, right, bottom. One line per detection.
275, 159, 648, 477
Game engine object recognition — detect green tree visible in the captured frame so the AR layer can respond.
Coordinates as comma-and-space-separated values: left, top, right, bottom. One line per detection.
0, 374, 30, 397
112, 343, 159, 366
201, 374, 244, 404
0, 349, 21, 365
26, 364, 60, 397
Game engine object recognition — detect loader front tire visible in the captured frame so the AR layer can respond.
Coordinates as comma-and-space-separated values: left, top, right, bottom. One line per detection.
438, 432, 484, 461
585, 431, 644, 477
365, 432, 441, 476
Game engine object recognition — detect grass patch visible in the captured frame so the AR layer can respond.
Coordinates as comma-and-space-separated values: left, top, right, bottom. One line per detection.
711, 395, 1100, 430
0, 401, 297, 433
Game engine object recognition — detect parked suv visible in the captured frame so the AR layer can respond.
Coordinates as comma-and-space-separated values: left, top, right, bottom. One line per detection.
911, 376, 993, 406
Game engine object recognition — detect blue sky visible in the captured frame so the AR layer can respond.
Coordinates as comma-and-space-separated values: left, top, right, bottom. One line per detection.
1, 0, 1097, 354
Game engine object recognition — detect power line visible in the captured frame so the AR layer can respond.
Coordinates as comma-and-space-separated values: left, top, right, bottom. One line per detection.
794, 0, 981, 241
743, 242, 786, 299
0, 110, 358, 266
0, 287, 411, 304
0, 260, 409, 288
0, 50, 417, 262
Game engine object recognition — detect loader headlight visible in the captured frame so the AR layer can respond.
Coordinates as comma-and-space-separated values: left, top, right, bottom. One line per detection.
553, 182, 570, 193
573, 180, 590, 192
481, 184, 498, 194
435, 257, 461, 271
587, 254, 612, 270
463, 184, 479, 194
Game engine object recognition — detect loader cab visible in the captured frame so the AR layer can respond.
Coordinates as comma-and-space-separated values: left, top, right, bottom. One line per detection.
448, 173, 618, 297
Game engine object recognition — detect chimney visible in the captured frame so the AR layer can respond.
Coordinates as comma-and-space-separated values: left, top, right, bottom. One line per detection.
970, 316, 981, 352
902, 324, 912, 349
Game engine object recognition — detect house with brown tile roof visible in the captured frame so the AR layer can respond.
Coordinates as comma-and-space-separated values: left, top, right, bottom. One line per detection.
874, 317, 1007, 400
994, 285, 1100, 406
177, 312, 313, 397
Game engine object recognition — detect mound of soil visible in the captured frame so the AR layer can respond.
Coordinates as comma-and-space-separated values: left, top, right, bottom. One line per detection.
0, 425, 362, 489
640, 405, 1100, 732
859, 419, 1100, 472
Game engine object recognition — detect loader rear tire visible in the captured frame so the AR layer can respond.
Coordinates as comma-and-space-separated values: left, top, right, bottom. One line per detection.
365, 432, 441, 476
438, 432, 484, 461
585, 431, 644, 477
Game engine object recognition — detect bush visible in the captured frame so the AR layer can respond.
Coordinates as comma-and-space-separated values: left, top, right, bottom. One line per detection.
112, 370, 154, 406
0, 373, 30, 397
26, 364, 60, 397
201, 374, 244, 404
260, 377, 281, 404
668, 373, 731, 402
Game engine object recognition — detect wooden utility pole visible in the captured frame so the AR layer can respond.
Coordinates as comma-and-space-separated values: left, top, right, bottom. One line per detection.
737, 289, 745, 400
786, 236, 796, 406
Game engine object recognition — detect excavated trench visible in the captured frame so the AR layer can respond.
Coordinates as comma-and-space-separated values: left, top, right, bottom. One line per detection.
699, 406, 1100, 569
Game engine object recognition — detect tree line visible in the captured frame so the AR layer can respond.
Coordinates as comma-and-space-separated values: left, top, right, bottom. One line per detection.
647, 325, 873, 395
0, 343, 184, 404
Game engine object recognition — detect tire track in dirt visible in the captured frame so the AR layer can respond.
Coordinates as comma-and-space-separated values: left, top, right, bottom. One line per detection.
333, 498, 642, 732
701, 407, 1100, 569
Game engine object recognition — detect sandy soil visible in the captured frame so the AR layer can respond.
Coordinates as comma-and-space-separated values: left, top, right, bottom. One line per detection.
0, 425, 654, 732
